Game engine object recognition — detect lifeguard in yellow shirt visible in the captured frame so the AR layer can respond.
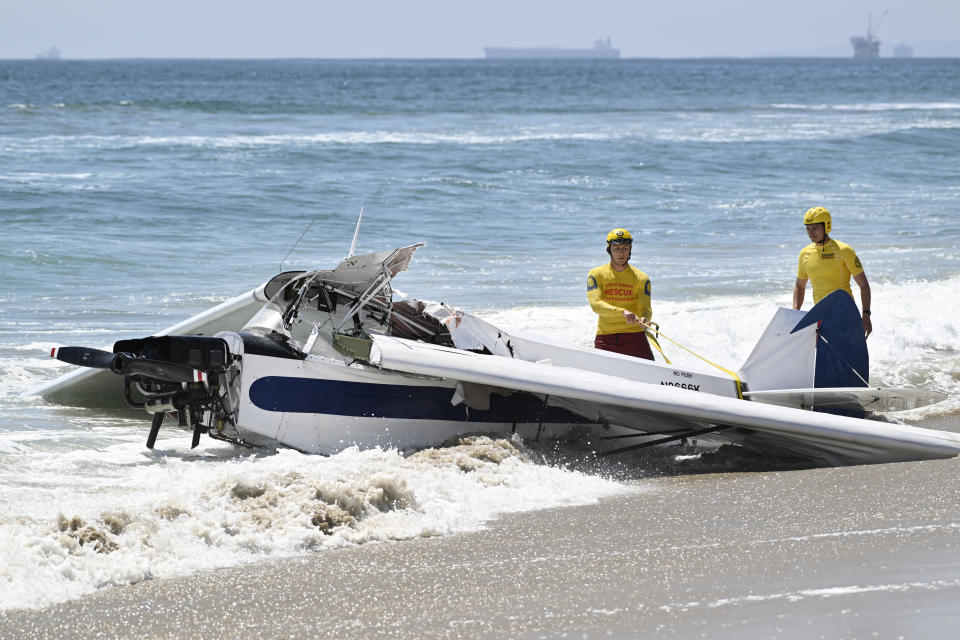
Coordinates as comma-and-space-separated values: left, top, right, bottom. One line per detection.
792, 207, 873, 338
587, 228, 654, 360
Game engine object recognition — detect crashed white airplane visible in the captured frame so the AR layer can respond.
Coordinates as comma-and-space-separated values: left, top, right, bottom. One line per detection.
33, 242, 958, 467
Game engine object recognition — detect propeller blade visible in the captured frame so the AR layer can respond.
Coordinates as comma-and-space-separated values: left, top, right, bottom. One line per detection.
191, 423, 203, 449
146, 412, 164, 449
185, 407, 203, 449
50, 346, 117, 369
112, 354, 202, 383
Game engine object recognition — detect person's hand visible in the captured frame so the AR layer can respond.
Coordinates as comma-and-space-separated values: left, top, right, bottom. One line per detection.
863, 314, 872, 339
622, 310, 638, 325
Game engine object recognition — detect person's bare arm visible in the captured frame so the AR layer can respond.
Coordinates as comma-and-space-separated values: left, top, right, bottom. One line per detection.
853, 272, 872, 338
792, 278, 807, 310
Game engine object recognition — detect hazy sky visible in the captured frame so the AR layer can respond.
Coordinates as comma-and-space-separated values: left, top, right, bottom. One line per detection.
5, 1, 959, 59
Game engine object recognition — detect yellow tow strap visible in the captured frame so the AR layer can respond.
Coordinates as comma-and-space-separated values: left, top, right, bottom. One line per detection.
642, 321, 744, 399
643, 328, 672, 364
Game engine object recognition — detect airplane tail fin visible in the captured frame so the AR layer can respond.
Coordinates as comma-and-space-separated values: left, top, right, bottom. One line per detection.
790, 290, 869, 389
740, 291, 868, 393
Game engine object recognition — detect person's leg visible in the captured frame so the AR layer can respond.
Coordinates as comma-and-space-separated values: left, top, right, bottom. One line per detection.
594, 333, 654, 360
622, 332, 654, 360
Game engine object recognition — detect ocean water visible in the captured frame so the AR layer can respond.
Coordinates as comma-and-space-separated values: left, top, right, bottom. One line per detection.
1, 58, 959, 610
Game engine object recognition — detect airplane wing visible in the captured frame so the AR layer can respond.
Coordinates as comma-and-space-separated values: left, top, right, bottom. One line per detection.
368, 334, 960, 466
743, 387, 948, 413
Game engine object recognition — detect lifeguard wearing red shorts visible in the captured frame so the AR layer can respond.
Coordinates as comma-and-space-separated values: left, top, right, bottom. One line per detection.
586, 228, 654, 360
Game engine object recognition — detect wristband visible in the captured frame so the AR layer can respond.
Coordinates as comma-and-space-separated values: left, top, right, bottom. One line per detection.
862, 310, 871, 315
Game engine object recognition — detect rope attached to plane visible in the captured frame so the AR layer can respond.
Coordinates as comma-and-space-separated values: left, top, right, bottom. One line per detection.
642, 326, 671, 365
641, 321, 745, 399
816, 332, 871, 387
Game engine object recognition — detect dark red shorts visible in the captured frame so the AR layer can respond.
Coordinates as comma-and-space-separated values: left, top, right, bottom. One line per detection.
594, 332, 654, 360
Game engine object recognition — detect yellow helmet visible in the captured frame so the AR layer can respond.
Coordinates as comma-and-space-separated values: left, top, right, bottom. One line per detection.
803, 207, 832, 233
606, 228, 633, 244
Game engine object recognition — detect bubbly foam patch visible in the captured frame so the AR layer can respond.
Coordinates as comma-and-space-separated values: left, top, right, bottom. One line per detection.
0, 436, 630, 611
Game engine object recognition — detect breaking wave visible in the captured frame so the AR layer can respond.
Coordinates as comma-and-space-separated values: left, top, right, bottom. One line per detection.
0, 436, 631, 611
2, 109, 958, 157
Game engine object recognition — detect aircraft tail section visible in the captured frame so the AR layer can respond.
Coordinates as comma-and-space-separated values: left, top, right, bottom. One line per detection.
740, 291, 869, 394
739, 307, 816, 393
790, 290, 869, 389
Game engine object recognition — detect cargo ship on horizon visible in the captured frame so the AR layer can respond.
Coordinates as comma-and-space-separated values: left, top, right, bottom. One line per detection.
484, 37, 620, 59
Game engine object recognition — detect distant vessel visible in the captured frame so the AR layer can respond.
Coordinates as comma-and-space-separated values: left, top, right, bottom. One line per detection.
35, 46, 62, 60
850, 12, 886, 58
893, 43, 914, 58
484, 38, 620, 59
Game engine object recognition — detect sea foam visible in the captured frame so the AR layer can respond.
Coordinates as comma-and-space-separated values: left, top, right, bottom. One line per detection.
0, 437, 631, 611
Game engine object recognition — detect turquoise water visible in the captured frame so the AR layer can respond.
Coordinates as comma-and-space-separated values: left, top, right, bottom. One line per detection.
1, 58, 959, 609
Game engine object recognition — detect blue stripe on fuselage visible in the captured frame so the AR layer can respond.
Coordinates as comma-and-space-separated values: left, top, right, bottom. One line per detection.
248, 376, 584, 423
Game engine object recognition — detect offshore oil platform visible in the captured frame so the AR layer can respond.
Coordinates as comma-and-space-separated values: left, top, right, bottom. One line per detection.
850, 11, 887, 58
35, 46, 61, 60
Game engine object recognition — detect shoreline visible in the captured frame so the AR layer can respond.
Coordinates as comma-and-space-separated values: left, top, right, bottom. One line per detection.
904, 412, 960, 432
4, 451, 960, 639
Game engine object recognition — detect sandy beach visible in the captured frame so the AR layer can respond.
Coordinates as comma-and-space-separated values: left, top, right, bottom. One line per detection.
4, 446, 960, 640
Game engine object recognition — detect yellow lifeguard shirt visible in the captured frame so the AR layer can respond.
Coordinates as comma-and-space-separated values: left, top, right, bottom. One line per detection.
797, 238, 864, 303
587, 263, 652, 335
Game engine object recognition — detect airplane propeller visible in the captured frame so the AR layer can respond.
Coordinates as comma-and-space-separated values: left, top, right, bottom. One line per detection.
50, 346, 116, 369
146, 412, 164, 449
111, 353, 199, 383
53, 345, 210, 450
51, 347, 201, 383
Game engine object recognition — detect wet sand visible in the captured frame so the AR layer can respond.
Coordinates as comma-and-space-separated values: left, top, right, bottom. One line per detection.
4, 446, 960, 639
